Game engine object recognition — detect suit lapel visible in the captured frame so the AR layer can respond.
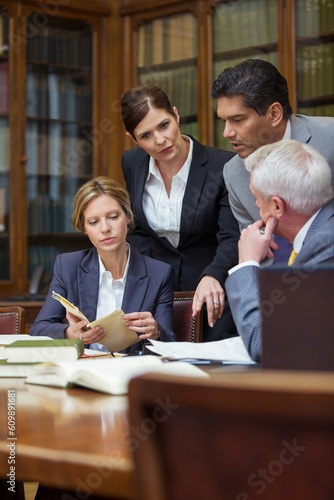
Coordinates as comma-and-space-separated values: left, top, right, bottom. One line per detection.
179, 138, 208, 245
303, 199, 334, 243
122, 248, 149, 313
132, 152, 152, 233
77, 248, 100, 323
132, 152, 176, 250
290, 115, 312, 144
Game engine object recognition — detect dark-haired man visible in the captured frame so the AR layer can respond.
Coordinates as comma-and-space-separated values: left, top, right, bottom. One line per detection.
211, 58, 334, 262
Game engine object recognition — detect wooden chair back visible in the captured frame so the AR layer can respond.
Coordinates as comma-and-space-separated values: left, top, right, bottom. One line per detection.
129, 371, 334, 500
0, 306, 25, 334
173, 291, 202, 342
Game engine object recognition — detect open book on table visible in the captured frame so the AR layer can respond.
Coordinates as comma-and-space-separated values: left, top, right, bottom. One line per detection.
25, 355, 208, 395
52, 291, 139, 352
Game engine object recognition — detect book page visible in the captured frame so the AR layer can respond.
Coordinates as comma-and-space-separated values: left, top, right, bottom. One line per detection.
52, 291, 88, 322
90, 310, 139, 352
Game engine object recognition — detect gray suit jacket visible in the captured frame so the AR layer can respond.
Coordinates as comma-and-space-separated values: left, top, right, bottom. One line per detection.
225, 199, 334, 362
30, 245, 176, 352
223, 114, 334, 231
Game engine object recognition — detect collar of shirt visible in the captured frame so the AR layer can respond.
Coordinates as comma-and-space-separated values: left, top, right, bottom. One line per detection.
146, 135, 193, 184
98, 243, 131, 285
293, 209, 320, 253
282, 119, 291, 140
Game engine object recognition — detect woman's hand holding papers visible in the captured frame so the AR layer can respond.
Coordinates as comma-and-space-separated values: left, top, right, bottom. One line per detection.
123, 311, 160, 341
64, 311, 107, 344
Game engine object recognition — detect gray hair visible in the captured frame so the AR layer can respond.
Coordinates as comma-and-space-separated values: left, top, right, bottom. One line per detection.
245, 139, 333, 216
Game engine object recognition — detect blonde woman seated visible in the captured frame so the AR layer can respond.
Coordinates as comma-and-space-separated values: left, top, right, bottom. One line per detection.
30, 177, 176, 352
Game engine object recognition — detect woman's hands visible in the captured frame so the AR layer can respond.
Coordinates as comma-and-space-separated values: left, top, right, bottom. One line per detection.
64, 311, 106, 344
123, 311, 159, 340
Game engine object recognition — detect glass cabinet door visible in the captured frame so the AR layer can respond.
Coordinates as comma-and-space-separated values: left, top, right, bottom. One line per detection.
295, 0, 334, 117
25, 16, 94, 278
136, 12, 198, 138
0, 9, 9, 280
212, 0, 278, 150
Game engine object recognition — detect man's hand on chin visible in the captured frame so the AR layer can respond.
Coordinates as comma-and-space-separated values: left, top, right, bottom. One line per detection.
238, 217, 278, 264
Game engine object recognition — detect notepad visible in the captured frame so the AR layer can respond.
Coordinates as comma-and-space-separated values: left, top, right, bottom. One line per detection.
25, 355, 208, 395
52, 291, 139, 352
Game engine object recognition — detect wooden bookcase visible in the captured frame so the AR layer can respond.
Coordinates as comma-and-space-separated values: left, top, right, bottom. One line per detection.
118, 0, 334, 151
0, 0, 110, 300
0, 0, 111, 299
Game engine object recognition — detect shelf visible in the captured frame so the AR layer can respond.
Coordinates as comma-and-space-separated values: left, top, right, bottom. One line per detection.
298, 94, 334, 107
213, 42, 278, 62
138, 56, 197, 72
296, 32, 334, 47
26, 116, 92, 126
27, 60, 92, 73
28, 232, 89, 240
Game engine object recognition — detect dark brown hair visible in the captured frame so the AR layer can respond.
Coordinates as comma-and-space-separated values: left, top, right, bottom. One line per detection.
121, 84, 177, 139
211, 59, 292, 121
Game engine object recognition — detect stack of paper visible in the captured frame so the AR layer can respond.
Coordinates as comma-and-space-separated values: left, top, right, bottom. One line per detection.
146, 337, 255, 364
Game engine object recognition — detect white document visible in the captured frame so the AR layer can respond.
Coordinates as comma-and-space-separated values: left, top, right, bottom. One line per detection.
147, 337, 255, 364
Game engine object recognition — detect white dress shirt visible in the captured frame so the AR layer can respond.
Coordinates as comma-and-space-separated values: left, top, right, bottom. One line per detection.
90, 244, 130, 352
142, 136, 193, 247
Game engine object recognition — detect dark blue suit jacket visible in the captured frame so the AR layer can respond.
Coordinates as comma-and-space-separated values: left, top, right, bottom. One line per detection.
30, 246, 176, 352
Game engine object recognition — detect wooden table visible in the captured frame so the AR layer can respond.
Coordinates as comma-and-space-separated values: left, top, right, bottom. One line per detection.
0, 378, 136, 499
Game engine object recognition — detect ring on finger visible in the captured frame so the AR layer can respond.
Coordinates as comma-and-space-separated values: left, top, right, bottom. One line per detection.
214, 301, 220, 305
79, 333, 83, 340
146, 326, 151, 334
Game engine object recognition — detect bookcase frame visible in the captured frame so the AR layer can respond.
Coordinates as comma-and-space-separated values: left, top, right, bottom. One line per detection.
0, 0, 111, 298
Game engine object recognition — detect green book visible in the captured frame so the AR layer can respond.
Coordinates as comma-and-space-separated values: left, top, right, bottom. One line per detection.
3, 339, 84, 364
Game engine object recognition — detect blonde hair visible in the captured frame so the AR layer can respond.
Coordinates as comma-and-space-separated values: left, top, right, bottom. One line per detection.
72, 177, 134, 232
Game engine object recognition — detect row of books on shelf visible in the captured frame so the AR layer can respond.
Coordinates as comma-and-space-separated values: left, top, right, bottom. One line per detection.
179, 121, 198, 141
295, 0, 334, 37
0, 186, 5, 232
0, 247, 9, 279
213, 51, 278, 82
0, 14, 9, 56
26, 122, 92, 177
139, 65, 197, 117
29, 245, 62, 275
213, 0, 277, 53
26, 69, 92, 122
0, 60, 8, 113
297, 43, 334, 99
298, 104, 334, 117
0, 119, 8, 172
138, 13, 197, 67
28, 194, 77, 234
26, 25, 92, 68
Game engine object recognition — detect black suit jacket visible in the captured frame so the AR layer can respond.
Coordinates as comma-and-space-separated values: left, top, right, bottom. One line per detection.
121, 136, 239, 291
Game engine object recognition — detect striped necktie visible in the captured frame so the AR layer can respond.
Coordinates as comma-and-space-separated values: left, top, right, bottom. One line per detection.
288, 249, 298, 266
